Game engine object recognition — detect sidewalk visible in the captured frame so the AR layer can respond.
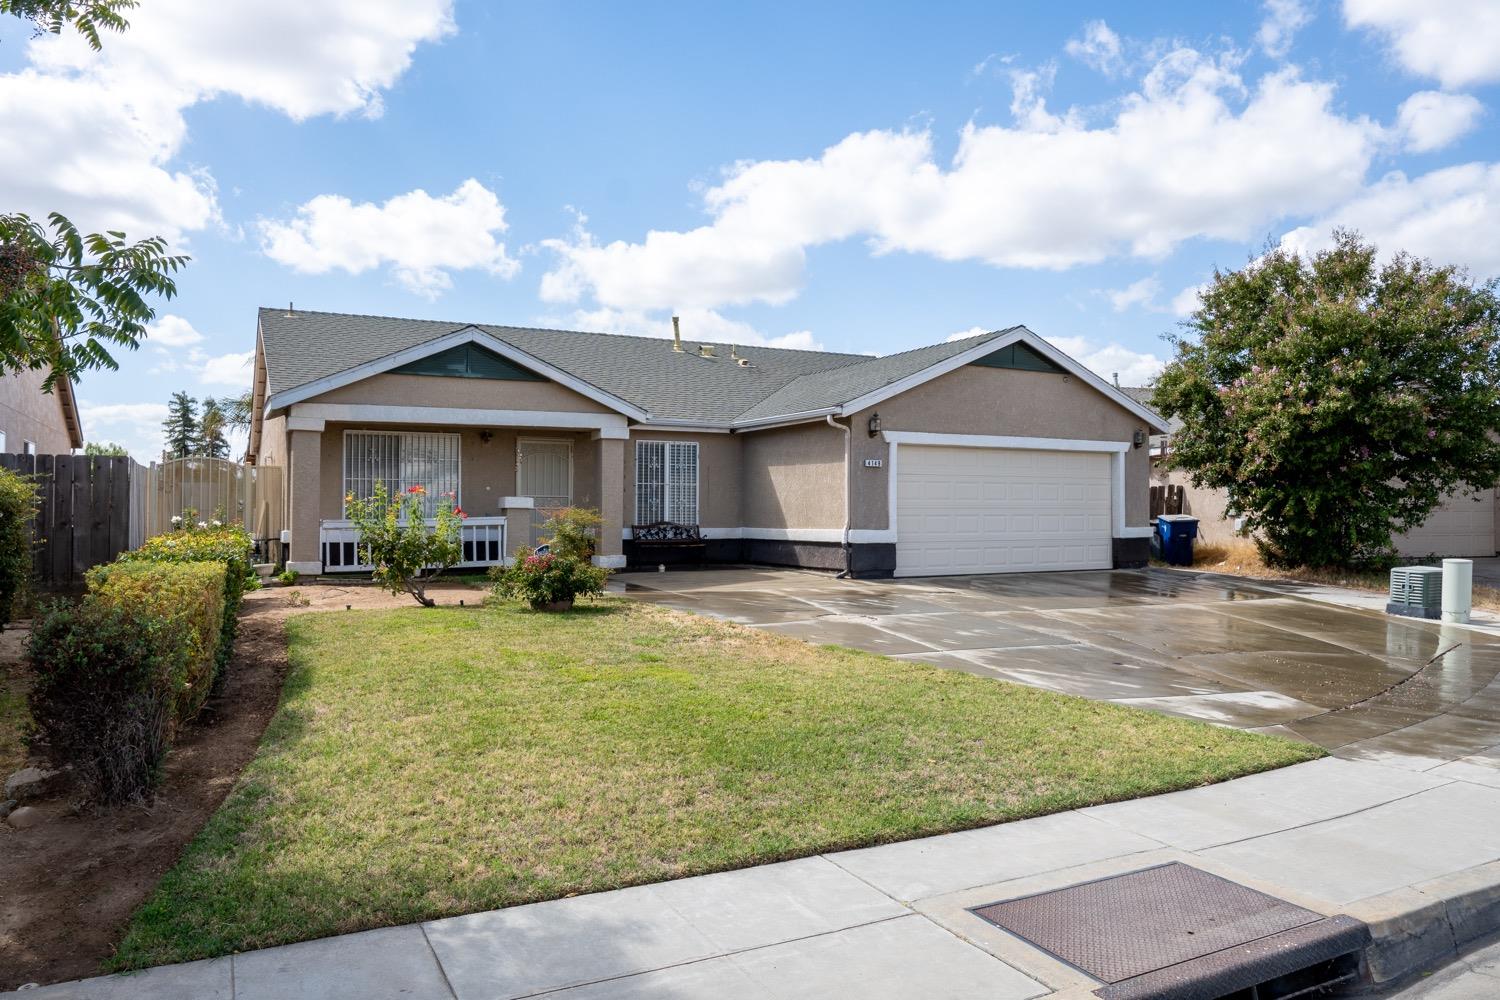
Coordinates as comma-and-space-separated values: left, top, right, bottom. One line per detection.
17, 755, 1500, 999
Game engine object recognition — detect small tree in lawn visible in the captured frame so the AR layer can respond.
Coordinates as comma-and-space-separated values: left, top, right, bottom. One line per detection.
344, 482, 465, 607
1153, 231, 1500, 569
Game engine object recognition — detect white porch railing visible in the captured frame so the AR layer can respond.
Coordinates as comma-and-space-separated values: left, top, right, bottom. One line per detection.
319, 516, 507, 573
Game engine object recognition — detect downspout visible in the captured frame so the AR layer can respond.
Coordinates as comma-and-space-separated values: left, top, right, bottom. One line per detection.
826, 414, 852, 578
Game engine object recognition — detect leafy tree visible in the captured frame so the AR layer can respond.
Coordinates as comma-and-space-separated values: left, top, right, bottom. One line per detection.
0, 0, 135, 50
83, 440, 127, 456
162, 391, 198, 459
198, 397, 229, 458
1153, 231, 1500, 569
0, 213, 187, 389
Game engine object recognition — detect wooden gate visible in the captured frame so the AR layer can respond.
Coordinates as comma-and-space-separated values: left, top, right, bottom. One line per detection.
0, 454, 135, 587
1150, 484, 1185, 519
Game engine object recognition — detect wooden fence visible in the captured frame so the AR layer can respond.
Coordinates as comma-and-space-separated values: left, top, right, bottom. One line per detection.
1150, 483, 1185, 519
1, 454, 285, 588
0, 454, 136, 588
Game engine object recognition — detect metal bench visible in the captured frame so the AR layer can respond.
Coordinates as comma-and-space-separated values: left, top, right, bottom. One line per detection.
631, 521, 706, 549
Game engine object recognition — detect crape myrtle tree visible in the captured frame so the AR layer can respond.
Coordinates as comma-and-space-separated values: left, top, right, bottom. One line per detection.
1152, 231, 1500, 569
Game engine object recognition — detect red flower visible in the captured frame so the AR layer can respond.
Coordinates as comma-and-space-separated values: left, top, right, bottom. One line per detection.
407, 484, 426, 495
454, 506, 468, 520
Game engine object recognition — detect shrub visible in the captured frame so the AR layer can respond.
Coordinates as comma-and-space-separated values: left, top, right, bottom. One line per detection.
28, 602, 179, 803
489, 549, 608, 609
119, 522, 254, 682
344, 481, 465, 607
0, 466, 39, 628
537, 506, 600, 561
86, 560, 226, 721
278, 567, 299, 585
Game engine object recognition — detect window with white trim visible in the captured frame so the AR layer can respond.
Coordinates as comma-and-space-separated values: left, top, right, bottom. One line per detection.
635, 440, 698, 525
343, 430, 460, 516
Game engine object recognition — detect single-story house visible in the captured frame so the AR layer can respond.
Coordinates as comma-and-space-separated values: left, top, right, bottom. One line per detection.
0, 366, 83, 455
1122, 387, 1500, 558
246, 308, 1166, 578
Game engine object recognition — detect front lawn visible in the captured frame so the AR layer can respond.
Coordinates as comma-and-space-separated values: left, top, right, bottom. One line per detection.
115, 599, 1321, 967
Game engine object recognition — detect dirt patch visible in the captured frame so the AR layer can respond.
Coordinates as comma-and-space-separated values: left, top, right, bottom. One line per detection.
0, 580, 482, 989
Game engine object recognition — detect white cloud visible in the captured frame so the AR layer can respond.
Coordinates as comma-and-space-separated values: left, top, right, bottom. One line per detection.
76, 401, 169, 459
1046, 336, 1167, 387
1171, 282, 1208, 316
0, 0, 453, 239
1108, 276, 1162, 312
1065, 21, 1125, 76
542, 48, 1379, 313
946, 326, 992, 342
561, 307, 823, 352
258, 179, 520, 297
145, 314, 206, 348
1259, 0, 1313, 58
1395, 90, 1483, 153
1281, 162, 1500, 279
1344, 0, 1500, 89
199, 350, 256, 387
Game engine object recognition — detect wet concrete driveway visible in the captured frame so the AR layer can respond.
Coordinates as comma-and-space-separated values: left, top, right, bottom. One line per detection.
616, 567, 1500, 772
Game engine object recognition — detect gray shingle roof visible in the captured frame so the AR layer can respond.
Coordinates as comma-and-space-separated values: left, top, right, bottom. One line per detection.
1121, 386, 1181, 434
258, 308, 1016, 426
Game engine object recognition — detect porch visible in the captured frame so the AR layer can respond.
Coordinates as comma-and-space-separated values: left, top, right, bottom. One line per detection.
281, 406, 628, 575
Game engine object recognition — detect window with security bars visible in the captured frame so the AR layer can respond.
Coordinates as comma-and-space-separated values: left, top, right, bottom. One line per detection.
343, 431, 460, 517
635, 440, 698, 525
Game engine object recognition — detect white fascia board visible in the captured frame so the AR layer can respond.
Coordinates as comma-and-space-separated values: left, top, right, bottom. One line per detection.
832, 326, 1168, 433
1008, 329, 1169, 432
728, 408, 838, 432
631, 422, 732, 434
833, 330, 1024, 418
264, 325, 652, 422
290, 403, 631, 434
882, 431, 1130, 452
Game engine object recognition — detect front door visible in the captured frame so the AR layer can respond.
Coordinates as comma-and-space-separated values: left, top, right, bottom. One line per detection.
517, 438, 573, 546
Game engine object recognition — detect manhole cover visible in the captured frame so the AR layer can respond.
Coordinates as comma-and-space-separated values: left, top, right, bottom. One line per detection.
970, 862, 1323, 985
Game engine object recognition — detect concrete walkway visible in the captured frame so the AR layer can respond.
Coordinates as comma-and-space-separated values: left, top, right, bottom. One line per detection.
16, 754, 1500, 999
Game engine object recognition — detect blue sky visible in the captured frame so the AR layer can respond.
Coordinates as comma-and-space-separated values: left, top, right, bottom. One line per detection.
2, 0, 1497, 456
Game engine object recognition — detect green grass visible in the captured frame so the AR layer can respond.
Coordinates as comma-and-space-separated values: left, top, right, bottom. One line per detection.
0, 656, 27, 777
114, 598, 1322, 968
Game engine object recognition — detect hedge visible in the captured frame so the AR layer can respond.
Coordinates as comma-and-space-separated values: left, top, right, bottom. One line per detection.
30, 561, 227, 803
0, 466, 39, 629
118, 525, 255, 684
86, 560, 227, 722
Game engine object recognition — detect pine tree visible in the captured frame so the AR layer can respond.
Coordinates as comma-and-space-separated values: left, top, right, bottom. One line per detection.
162, 390, 198, 459
198, 397, 229, 458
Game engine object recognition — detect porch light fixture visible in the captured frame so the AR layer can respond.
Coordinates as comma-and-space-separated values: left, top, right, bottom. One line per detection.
478, 430, 494, 444
867, 412, 882, 438
1133, 429, 1146, 449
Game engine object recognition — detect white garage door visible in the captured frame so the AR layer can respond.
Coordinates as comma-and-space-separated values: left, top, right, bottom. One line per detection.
1395, 489, 1495, 558
895, 445, 1112, 577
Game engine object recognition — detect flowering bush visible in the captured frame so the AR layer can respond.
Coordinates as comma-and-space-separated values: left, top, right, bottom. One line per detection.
489, 549, 608, 609
537, 506, 601, 561
344, 482, 465, 607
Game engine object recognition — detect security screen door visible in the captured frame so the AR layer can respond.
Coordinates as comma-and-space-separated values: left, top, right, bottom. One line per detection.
517, 439, 573, 546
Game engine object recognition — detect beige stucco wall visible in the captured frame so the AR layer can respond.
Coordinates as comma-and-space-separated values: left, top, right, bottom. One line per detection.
0, 368, 74, 454
315, 423, 598, 521
258, 413, 287, 469
625, 430, 743, 527
847, 365, 1152, 533
740, 421, 846, 530
307, 372, 613, 412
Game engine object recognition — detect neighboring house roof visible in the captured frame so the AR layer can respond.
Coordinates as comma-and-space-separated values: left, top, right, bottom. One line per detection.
53, 371, 84, 449
257, 308, 1167, 432
1121, 386, 1182, 435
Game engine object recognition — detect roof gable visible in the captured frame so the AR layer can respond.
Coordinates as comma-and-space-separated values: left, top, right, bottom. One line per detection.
971, 341, 1065, 374
392, 342, 545, 382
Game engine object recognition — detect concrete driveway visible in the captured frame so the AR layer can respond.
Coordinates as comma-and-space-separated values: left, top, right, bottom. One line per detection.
617, 567, 1500, 773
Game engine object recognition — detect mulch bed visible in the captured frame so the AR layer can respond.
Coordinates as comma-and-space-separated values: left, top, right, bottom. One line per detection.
0, 607, 291, 990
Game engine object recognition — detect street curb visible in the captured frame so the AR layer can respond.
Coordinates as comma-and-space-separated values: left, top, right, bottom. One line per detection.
1346, 859, 1500, 985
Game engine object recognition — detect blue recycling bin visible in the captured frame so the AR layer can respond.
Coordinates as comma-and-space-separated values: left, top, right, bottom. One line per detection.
1156, 514, 1199, 566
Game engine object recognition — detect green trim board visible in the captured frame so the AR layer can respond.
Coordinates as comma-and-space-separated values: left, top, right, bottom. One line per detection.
392, 343, 546, 381
971, 342, 1066, 374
